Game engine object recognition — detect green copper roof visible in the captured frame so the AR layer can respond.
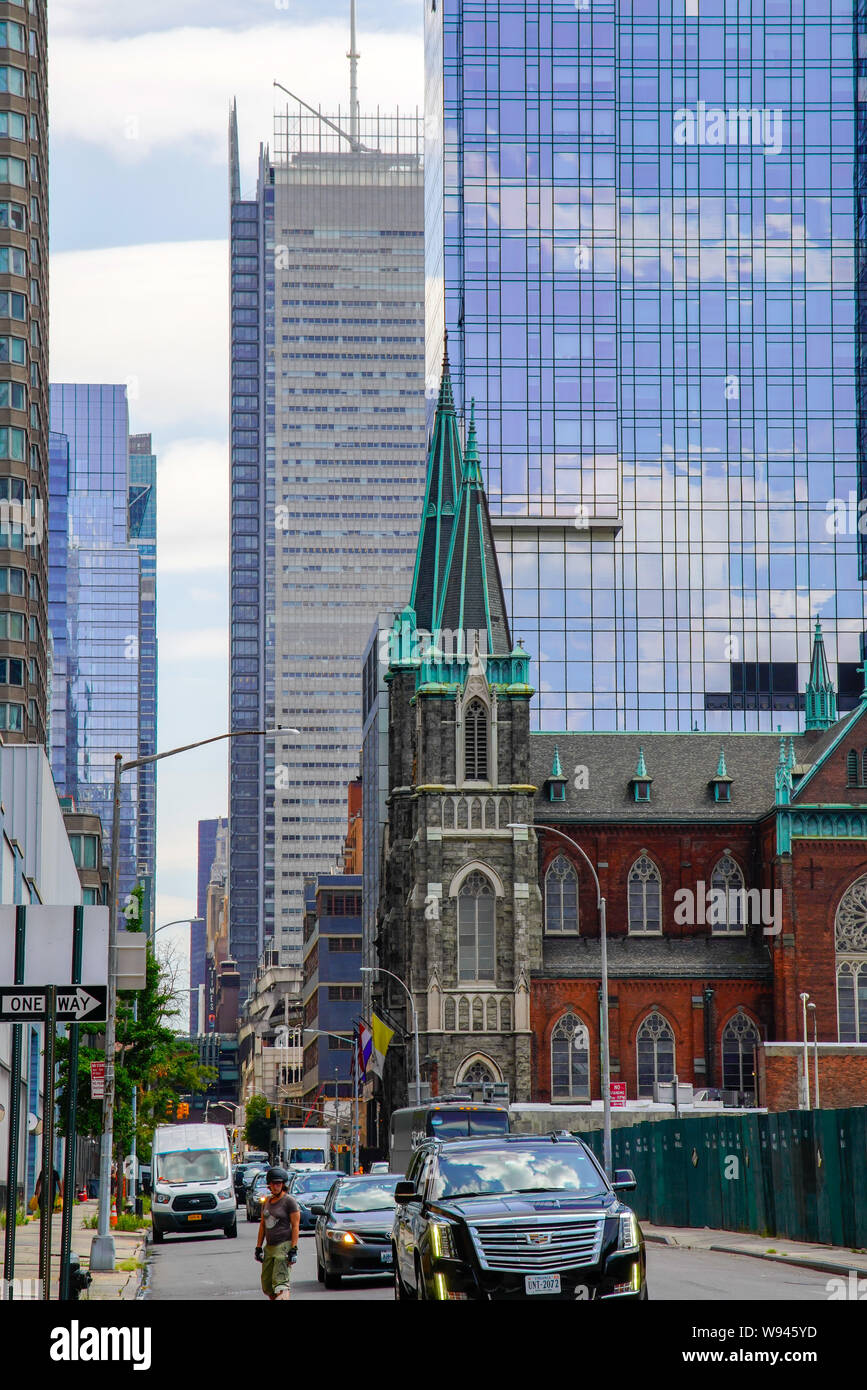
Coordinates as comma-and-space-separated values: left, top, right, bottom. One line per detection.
716, 747, 727, 778
550, 745, 565, 779
409, 336, 462, 633
433, 403, 513, 658
634, 746, 649, 779
804, 616, 838, 731
462, 399, 483, 485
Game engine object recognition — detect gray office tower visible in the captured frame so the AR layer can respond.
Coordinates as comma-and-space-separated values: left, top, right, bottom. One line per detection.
426, 0, 865, 732
228, 94, 425, 989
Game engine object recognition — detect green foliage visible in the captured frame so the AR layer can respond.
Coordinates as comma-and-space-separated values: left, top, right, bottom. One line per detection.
55, 946, 216, 1158
244, 1094, 274, 1151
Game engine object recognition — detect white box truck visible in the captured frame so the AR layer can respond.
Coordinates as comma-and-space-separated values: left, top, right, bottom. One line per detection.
280, 1127, 331, 1172
151, 1122, 236, 1242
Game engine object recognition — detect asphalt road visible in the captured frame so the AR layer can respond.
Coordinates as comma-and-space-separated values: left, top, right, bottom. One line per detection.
142, 1211, 832, 1302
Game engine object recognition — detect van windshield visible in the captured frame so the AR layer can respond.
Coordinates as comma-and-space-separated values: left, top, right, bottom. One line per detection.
157, 1149, 228, 1184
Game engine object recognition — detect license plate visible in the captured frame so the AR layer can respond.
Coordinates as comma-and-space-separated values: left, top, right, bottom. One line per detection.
380, 1250, 392, 1263
525, 1274, 560, 1295
187, 1214, 202, 1221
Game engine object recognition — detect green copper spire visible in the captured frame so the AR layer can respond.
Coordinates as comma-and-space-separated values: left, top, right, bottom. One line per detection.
409, 335, 462, 632
551, 745, 564, 778
716, 748, 727, 778
434, 399, 513, 658
775, 735, 792, 806
804, 617, 837, 731
635, 746, 648, 778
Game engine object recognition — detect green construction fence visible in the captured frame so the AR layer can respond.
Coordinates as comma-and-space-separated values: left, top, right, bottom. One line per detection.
582, 1106, 867, 1249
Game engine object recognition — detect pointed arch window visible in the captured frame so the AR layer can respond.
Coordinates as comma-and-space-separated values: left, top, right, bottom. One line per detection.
835, 875, 867, 1041
457, 870, 496, 982
628, 856, 662, 934
545, 854, 578, 934
721, 1011, 759, 1094
551, 1012, 590, 1101
459, 1059, 498, 1085
464, 698, 489, 781
636, 1012, 675, 1097
709, 855, 746, 933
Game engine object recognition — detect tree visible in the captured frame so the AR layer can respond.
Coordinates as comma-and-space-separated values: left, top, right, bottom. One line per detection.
56, 936, 215, 1205
244, 1095, 274, 1152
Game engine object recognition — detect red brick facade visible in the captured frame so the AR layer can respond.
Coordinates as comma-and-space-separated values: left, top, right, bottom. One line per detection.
757, 1044, 867, 1111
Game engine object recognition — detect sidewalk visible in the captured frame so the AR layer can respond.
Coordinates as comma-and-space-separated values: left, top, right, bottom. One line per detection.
643, 1221, 867, 1279
3, 1199, 147, 1300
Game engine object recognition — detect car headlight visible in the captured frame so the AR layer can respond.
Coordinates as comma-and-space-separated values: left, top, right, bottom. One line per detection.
618, 1211, 639, 1252
428, 1218, 457, 1260
217, 1188, 232, 1201
328, 1229, 357, 1244
153, 1192, 171, 1205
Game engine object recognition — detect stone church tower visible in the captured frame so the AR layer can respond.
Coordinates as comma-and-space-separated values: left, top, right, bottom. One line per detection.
377, 346, 543, 1110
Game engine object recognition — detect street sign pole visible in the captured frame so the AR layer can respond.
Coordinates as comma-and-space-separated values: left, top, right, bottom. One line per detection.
38, 985, 57, 1299
59, 906, 84, 1301
2, 905, 26, 1291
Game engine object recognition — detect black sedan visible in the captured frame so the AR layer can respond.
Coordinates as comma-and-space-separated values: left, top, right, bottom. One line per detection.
245, 1171, 270, 1223
286, 1170, 340, 1233
314, 1175, 400, 1289
234, 1162, 266, 1207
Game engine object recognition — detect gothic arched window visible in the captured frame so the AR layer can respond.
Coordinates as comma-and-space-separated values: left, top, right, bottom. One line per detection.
721, 1011, 759, 1093
628, 856, 662, 934
457, 870, 496, 982
636, 1011, 675, 1097
710, 855, 745, 932
464, 699, 489, 781
835, 875, 867, 1041
550, 1012, 590, 1101
545, 855, 579, 934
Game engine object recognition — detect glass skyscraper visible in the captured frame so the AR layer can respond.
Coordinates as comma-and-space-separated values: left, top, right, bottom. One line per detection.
49, 384, 142, 916
129, 432, 158, 935
426, 0, 864, 732
228, 102, 426, 989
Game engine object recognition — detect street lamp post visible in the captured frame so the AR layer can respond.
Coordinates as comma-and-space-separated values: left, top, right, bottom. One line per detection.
508, 822, 612, 1177
90, 725, 300, 1272
807, 1002, 820, 1110
799, 992, 811, 1111
360, 966, 421, 1106
304, 1029, 359, 1172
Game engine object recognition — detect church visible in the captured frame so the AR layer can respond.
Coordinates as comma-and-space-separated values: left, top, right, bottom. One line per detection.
375, 350, 867, 1114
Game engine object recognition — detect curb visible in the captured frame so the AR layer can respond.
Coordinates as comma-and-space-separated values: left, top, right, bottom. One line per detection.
644, 1229, 867, 1278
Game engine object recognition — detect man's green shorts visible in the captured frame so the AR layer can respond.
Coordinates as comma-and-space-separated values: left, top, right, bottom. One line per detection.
261, 1240, 293, 1298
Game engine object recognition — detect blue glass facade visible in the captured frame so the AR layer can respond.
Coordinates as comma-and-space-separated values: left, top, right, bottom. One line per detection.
48, 384, 141, 918
48, 429, 70, 785
426, 0, 865, 732
129, 432, 157, 935
301, 874, 362, 1107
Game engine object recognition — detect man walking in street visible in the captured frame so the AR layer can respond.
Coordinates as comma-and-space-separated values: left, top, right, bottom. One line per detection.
255, 1166, 300, 1301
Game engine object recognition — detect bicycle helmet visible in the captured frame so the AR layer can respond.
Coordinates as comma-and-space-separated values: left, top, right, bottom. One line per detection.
265, 1166, 289, 1187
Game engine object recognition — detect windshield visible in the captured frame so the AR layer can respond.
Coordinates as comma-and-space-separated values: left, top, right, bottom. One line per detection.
333, 1178, 399, 1213
287, 1148, 327, 1165
157, 1149, 228, 1184
292, 1174, 337, 1196
427, 1108, 509, 1140
431, 1146, 608, 1201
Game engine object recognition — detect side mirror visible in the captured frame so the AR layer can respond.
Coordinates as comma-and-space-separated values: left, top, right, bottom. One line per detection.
394, 1181, 416, 1205
310, 1203, 326, 1216
612, 1169, 637, 1192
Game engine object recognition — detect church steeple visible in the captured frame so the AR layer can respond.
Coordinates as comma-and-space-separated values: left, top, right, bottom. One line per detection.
409, 334, 462, 633
434, 398, 513, 657
804, 617, 837, 731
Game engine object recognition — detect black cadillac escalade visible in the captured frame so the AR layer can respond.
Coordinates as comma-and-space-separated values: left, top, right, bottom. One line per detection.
392, 1132, 646, 1302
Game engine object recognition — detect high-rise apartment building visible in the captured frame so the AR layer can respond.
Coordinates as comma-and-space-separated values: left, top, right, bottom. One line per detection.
426, 0, 864, 733
49, 385, 142, 916
228, 99, 426, 989
191, 815, 226, 1033
0, 2, 48, 742
128, 432, 158, 934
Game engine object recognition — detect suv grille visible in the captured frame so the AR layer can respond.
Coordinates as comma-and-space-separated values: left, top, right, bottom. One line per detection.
469, 1215, 605, 1273
174, 1193, 217, 1212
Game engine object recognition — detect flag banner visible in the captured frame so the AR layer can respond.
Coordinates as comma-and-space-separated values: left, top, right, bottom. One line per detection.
358, 1021, 373, 1082
369, 1012, 394, 1078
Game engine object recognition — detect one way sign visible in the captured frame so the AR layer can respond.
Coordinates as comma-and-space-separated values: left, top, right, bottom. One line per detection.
0, 985, 108, 1022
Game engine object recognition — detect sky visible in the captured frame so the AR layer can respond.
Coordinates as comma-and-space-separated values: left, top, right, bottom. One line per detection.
47, 1, 423, 990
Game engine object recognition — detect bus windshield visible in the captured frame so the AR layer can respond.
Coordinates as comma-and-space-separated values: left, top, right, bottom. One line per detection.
428, 1108, 509, 1140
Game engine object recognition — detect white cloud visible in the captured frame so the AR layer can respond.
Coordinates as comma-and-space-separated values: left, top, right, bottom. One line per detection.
50, 0, 419, 41
50, 239, 228, 440
50, 23, 423, 176
160, 627, 229, 662
157, 438, 229, 574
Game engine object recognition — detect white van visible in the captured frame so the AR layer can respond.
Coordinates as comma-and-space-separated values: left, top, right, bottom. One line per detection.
151, 1123, 236, 1242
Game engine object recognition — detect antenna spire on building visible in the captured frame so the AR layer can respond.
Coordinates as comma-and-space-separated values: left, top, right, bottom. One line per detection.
348, 0, 360, 151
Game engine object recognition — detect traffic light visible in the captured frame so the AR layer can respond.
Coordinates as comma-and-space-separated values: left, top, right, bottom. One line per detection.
165, 1098, 173, 1117
176, 1102, 190, 1119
